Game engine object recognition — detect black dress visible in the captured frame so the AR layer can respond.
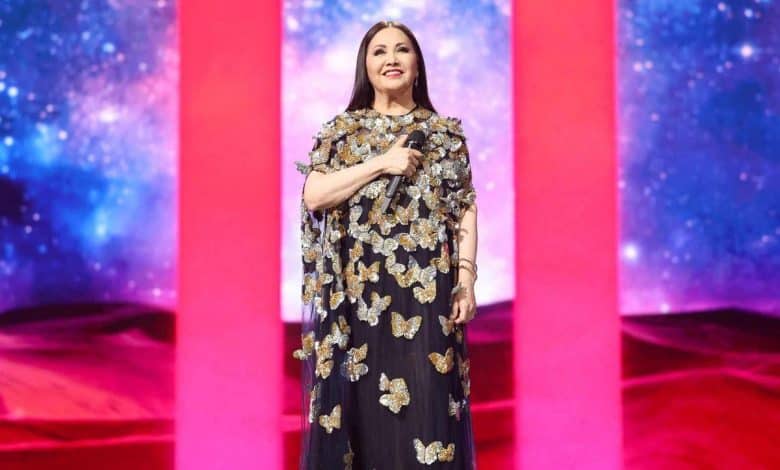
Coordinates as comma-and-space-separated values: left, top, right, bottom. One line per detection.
293, 105, 477, 469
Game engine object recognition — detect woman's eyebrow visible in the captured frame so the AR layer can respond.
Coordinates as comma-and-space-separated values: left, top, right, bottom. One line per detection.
372, 42, 408, 48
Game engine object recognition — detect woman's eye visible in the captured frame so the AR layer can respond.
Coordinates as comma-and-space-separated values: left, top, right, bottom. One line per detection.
374, 47, 409, 55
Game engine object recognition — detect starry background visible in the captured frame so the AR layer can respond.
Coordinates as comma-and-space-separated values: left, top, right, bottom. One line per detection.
281, 0, 512, 321
0, 0, 177, 313
617, 0, 780, 315
2, 0, 775, 319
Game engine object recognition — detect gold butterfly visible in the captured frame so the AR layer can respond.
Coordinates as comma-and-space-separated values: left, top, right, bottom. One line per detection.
315, 339, 334, 379
314, 295, 328, 323
394, 200, 419, 225
412, 438, 455, 465
397, 233, 417, 251
369, 231, 398, 256
307, 384, 321, 424
392, 257, 421, 288
292, 331, 315, 360
428, 347, 454, 374
378, 372, 410, 414
357, 260, 381, 283
458, 353, 471, 397
330, 290, 345, 310
391, 312, 422, 340
318, 404, 342, 434
418, 265, 437, 285
430, 246, 450, 273
344, 264, 366, 304
437, 315, 454, 336
448, 393, 462, 421
328, 316, 350, 350
302, 273, 318, 304
340, 343, 369, 382
413, 280, 436, 304
410, 218, 438, 250
348, 240, 364, 260
356, 291, 392, 326
343, 440, 354, 469
384, 252, 406, 275
349, 205, 363, 224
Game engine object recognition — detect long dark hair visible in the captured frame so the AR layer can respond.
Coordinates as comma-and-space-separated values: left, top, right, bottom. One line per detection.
345, 21, 437, 114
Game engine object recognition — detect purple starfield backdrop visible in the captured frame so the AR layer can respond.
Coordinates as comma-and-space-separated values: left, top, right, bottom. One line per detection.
0, 0, 177, 313
617, 0, 780, 316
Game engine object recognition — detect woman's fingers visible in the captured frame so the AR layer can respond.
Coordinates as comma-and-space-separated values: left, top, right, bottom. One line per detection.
450, 298, 459, 321
455, 299, 475, 324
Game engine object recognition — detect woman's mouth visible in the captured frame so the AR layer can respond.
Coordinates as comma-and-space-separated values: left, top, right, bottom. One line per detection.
384, 70, 403, 78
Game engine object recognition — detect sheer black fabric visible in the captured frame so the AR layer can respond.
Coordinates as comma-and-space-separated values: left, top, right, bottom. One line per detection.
293, 106, 477, 469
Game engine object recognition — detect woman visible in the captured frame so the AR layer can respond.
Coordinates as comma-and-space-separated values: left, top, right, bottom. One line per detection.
293, 20, 479, 469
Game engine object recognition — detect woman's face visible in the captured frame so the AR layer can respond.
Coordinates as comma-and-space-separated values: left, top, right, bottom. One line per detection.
365, 27, 418, 97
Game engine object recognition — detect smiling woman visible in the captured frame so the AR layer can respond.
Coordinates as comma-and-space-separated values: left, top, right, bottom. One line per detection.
294, 20, 479, 470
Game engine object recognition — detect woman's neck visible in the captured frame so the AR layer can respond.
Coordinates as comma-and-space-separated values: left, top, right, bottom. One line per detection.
371, 93, 416, 116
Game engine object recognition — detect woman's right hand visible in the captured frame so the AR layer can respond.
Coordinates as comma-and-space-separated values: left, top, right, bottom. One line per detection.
377, 134, 424, 178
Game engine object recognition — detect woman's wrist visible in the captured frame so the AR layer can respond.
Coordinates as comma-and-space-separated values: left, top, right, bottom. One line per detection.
458, 267, 476, 284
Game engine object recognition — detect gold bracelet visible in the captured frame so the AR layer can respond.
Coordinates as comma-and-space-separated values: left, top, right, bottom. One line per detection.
458, 258, 478, 272
458, 265, 477, 280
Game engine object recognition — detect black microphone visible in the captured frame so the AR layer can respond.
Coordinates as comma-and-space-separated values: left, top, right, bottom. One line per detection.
381, 129, 426, 213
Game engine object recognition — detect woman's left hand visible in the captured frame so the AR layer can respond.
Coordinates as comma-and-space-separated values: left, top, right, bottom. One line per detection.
450, 271, 477, 325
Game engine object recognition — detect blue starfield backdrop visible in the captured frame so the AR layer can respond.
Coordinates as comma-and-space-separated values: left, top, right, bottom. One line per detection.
617, 0, 780, 315
0, 0, 177, 312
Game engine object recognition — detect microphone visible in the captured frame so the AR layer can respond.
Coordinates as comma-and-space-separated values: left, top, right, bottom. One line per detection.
381, 129, 426, 213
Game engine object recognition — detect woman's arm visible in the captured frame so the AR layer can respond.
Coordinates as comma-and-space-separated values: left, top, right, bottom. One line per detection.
452, 201, 478, 324
303, 158, 386, 212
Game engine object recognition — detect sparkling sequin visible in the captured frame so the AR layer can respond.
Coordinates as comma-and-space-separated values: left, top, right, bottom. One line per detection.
343, 440, 354, 470
315, 338, 334, 379
308, 383, 320, 424
428, 346, 455, 374
318, 404, 342, 434
328, 316, 351, 350
356, 291, 392, 326
293, 331, 315, 360
390, 311, 422, 339
340, 343, 369, 382
459, 352, 471, 397
448, 393, 462, 421
378, 372, 410, 414
438, 315, 455, 336
412, 438, 456, 464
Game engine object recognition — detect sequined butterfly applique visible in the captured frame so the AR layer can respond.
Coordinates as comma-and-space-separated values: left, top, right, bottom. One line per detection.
318, 404, 342, 434
308, 383, 320, 424
390, 311, 422, 340
340, 343, 369, 382
412, 438, 455, 464
292, 331, 315, 360
458, 352, 471, 397
448, 393, 463, 421
428, 346, 454, 374
378, 372, 410, 414
356, 291, 392, 326
315, 338, 335, 379
328, 315, 351, 350
437, 315, 455, 336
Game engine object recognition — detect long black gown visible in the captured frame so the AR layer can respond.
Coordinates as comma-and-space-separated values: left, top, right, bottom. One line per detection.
293, 104, 477, 469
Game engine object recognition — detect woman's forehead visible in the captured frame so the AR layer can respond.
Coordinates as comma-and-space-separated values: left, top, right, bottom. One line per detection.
369, 28, 410, 47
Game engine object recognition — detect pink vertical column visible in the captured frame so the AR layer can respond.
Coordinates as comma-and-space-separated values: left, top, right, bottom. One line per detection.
178, 1, 282, 469
512, 0, 622, 468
